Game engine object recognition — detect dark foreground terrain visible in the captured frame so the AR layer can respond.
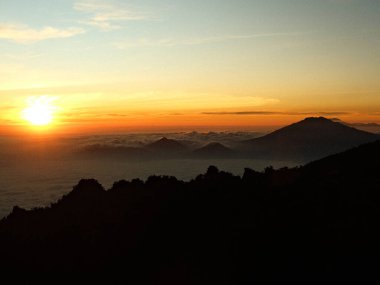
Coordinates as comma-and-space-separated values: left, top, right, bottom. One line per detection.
1, 141, 380, 284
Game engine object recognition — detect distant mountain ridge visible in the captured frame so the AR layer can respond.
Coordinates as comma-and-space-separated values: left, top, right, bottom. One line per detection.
192, 142, 234, 158
331, 118, 380, 133
242, 117, 379, 161
145, 137, 188, 152
1, 140, 380, 282
76, 117, 379, 162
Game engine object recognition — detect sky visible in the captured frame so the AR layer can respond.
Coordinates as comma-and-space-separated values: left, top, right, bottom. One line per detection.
1, 0, 380, 133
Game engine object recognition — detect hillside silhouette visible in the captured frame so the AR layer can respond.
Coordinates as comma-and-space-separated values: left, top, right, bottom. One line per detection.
144, 137, 189, 158
75, 117, 379, 162
191, 142, 234, 158
0, 140, 379, 283
331, 118, 380, 133
145, 137, 188, 151
242, 117, 379, 161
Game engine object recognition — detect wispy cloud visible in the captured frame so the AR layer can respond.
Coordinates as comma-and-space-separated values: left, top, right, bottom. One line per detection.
0, 23, 84, 43
74, 0, 149, 31
114, 32, 304, 49
107, 113, 130, 117
202, 111, 352, 116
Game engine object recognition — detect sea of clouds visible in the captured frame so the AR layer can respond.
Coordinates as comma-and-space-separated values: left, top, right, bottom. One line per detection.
0, 132, 298, 217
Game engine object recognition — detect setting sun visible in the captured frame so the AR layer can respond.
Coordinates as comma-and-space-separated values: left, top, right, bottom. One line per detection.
22, 96, 57, 126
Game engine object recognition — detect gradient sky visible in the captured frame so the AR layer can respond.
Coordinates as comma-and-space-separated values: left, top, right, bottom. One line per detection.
1, 0, 380, 133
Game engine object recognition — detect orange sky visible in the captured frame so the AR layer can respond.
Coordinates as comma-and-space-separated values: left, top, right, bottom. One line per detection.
1, 1, 379, 134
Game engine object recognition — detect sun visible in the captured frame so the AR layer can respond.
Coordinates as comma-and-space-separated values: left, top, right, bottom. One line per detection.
22, 96, 57, 126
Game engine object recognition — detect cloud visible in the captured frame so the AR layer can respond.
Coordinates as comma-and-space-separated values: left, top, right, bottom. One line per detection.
74, 0, 149, 31
114, 32, 304, 49
203, 111, 280, 116
315, 112, 353, 116
0, 23, 84, 43
202, 111, 352, 116
107, 113, 129, 117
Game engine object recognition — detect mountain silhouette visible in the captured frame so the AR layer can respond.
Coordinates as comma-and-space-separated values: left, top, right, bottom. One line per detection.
331, 118, 380, 133
1, 140, 380, 283
192, 142, 234, 158
73, 118, 380, 162
242, 117, 379, 161
303, 138, 380, 178
141, 137, 189, 159
145, 137, 188, 152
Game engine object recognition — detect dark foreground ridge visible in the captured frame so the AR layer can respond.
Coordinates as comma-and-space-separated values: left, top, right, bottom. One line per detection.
1, 141, 380, 283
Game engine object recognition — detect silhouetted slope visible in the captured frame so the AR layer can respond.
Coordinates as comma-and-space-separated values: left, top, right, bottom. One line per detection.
146, 137, 187, 151
0, 141, 380, 283
191, 142, 234, 158
243, 117, 379, 161
331, 118, 380, 133
304, 140, 380, 194
145, 137, 188, 158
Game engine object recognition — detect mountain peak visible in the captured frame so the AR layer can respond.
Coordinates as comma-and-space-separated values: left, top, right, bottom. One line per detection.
303, 116, 330, 121
192, 142, 233, 158
300, 117, 337, 125
203, 142, 227, 148
244, 117, 379, 161
146, 137, 187, 152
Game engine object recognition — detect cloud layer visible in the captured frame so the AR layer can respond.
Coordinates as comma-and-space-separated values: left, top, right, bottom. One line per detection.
202, 111, 352, 116
0, 23, 84, 43
74, 0, 149, 31
114, 32, 304, 49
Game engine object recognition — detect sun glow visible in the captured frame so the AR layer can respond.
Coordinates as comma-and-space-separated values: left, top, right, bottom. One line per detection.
22, 96, 57, 126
